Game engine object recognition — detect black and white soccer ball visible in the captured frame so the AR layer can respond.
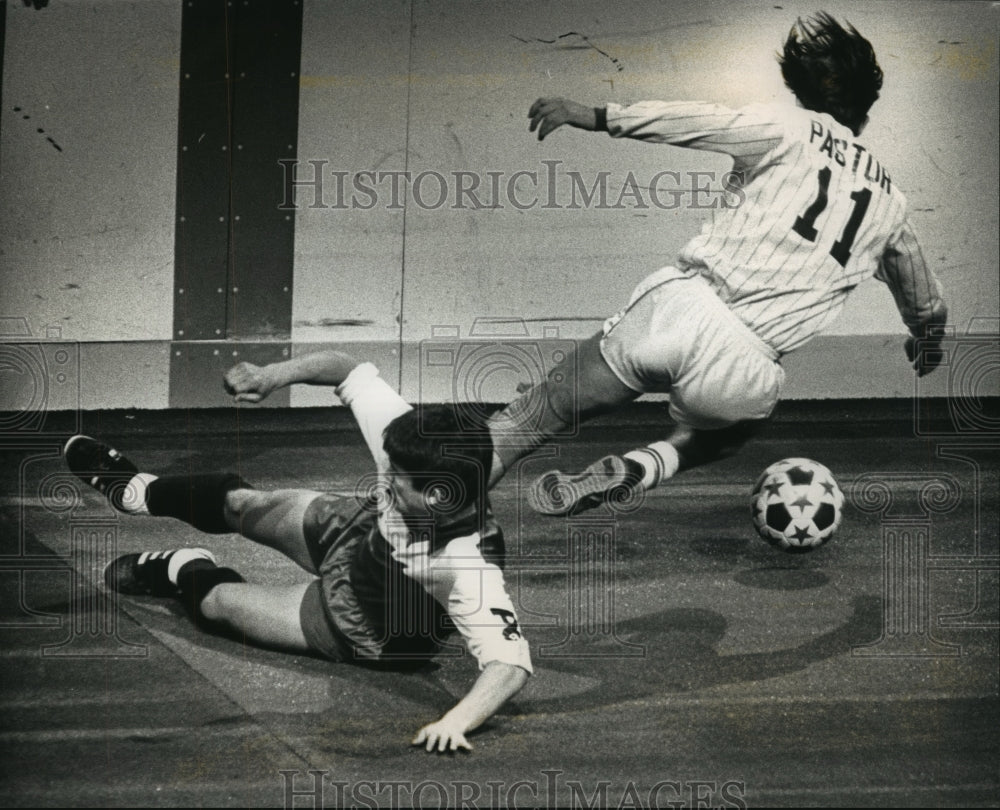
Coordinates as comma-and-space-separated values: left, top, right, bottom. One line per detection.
751, 458, 843, 552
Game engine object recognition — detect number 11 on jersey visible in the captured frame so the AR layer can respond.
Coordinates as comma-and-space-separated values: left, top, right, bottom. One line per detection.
793, 167, 872, 268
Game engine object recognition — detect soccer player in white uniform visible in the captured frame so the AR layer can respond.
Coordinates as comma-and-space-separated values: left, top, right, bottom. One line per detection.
64, 351, 531, 753
486, 13, 949, 515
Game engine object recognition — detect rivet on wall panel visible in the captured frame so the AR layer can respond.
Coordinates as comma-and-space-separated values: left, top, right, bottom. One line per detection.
178, 288, 184, 294
232, 287, 239, 293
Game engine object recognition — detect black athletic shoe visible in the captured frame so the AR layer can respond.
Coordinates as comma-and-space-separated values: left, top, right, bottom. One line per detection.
529, 455, 645, 516
103, 548, 216, 597
64, 435, 139, 512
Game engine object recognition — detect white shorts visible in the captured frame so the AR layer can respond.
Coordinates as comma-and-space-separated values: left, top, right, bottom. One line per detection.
600, 267, 784, 430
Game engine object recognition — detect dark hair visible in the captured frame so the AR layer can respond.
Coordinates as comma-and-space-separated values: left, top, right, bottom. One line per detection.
779, 12, 883, 135
382, 405, 493, 513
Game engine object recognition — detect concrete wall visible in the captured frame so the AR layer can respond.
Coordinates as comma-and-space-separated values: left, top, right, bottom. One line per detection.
1, 0, 997, 412
1, 0, 181, 410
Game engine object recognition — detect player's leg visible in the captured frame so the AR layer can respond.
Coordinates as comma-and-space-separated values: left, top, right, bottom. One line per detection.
103, 546, 314, 652
223, 488, 325, 573
673, 419, 768, 469
528, 273, 783, 515
198, 582, 313, 652
486, 330, 639, 489
529, 418, 771, 517
616, 417, 766, 489
64, 435, 323, 573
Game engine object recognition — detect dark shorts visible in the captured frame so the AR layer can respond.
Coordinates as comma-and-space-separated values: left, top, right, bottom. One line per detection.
297, 493, 369, 662
299, 578, 347, 661
297, 491, 496, 667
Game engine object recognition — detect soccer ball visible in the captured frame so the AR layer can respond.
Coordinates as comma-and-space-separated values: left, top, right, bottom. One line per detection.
751, 458, 843, 552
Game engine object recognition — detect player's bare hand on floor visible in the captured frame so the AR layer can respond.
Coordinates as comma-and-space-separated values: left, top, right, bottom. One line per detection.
528, 97, 597, 140
224, 362, 277, 403
412, 719, 473, 753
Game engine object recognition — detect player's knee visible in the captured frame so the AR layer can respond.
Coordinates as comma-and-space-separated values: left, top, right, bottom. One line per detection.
544, 384, 577, 426
197, 582, 238, 623
197, 586, 223, 621
223, 487, 262, 525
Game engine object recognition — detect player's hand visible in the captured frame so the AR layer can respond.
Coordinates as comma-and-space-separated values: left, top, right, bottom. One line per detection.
412, 719, 472, 754
528, 97, 596, 141
905, 335, 945, 378
223, 361, 277, 403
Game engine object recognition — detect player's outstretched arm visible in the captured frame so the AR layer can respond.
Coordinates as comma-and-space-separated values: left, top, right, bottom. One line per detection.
412, 661, 529, 753
878, 224, 949, 379
529, 97, 600, 141
223, 350, 361, 403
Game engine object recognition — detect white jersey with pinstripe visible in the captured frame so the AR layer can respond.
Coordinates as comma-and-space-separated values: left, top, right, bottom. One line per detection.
605, 101, 944, 355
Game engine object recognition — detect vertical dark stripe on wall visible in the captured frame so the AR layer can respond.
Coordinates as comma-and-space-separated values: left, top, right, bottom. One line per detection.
228, 0, 302, 338
173, 0, 232, 342
173, 0, 302, 342
170, 0, 302, 408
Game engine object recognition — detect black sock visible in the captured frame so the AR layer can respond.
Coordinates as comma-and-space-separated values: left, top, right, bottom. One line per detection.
175, 558, 245, 626
146, 473, 252, 534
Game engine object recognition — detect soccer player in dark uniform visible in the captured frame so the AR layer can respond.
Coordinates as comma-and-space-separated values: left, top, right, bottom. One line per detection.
65, 350, 531, 753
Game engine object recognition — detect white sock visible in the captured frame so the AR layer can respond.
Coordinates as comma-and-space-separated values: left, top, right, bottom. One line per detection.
166, 548, 217, 585
120, 472, 157, 513
625, 441, 680, 490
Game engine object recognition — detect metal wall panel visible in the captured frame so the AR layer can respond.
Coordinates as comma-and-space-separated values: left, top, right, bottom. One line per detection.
170, 0, 302, 407
228, 0, 302, 338
173, 0, 302, 345
169, 341, 291, 409
172, 0, 232, 342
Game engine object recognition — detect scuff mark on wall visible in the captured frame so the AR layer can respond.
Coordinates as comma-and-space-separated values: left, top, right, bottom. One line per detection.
11, 105, 63, 151
294, 318, 375, 328
511, 32, 625, 72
